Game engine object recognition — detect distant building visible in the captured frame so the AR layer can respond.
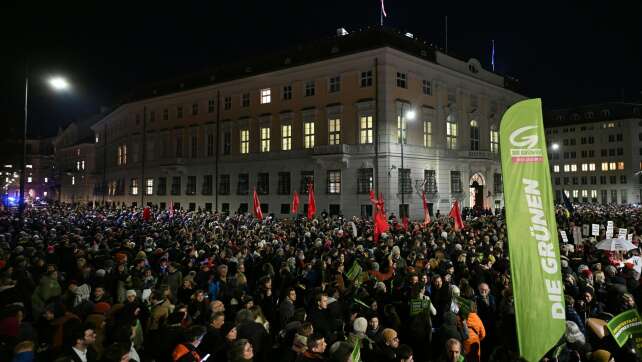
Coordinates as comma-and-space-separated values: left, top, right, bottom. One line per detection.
90, 27, 523, 217
544, 102, 642, 204
54, 116, 100, 204
2, 138, 57, 203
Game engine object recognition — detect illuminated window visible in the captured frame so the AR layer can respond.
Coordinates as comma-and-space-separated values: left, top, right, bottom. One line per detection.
470, 120, 480, 150
601, 162, 608, 171
77, 161, 81, 170
609, 162, 616, 170
260, 88, 271, 104
581, 163, 588, 171
281, 125, 292, 150
327, 170, 341, 194
589, 163, 596, 171
329, 118, 341, 145
397, 114, 407, 144
591, 190, 597, 199
240, 129, 249, 154
304, 121, 315, 149
572, 190, 579, 198
424, 119, 432, 148
446, 115, 457, 150
95, 134, 100, 143
360, 115, 373, 144
570, 164, 577, 172
44, 177, 48, 183
617, 162, 624, 170
130, 178, 139, 195
81, 160, 85, 170
260, 127, 270, 152
490, 129, 499, 153
146, 178, 154, 195
581, 190, 588, 197
564, 164, 570, 172
27, 176, 32, 183
43, 191, 47, 197
71, 176, 75, 185
553, 165, 560, 173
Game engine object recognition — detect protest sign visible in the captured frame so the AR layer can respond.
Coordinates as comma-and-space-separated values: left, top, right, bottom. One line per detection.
619, 228, 628, 239
560, 230, 568, 243
592, 224, 600, 236
606, 221, 614, 239
607, 309, 642, 347
583, 224, 590, 236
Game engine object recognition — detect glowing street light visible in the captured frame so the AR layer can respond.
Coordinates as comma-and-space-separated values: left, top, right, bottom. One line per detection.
551, 143, 560, 151
48, 76, 71, 91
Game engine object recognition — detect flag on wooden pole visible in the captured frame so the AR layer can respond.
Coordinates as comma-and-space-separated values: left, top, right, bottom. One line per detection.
307, 183, 316, 219
291, 191, 300, 214
253, 188, 263, 221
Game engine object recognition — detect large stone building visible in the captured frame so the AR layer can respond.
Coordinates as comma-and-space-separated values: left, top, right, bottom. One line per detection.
545, 102, 642, 205
88, 27, 523, 218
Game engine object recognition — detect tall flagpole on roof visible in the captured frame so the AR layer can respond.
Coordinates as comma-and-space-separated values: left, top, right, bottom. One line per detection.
445, 16, 448, 54
492, 40, 496, 71
380, 0, 387, 26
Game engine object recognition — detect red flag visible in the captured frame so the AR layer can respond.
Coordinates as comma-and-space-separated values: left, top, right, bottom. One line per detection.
307, 183, 316, 219
369, 189, 376, 204
373, 192, 389, 242
253, 189, 263, 221
421, 192, 431, 226
143, 206, 151, 221
291, 191, 300, 214
448, 200, 464, 231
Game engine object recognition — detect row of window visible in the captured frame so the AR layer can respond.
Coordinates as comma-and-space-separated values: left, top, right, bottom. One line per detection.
552, 162, 625, 173
116, 115, 498, 165
104, 169, 503, 198
550, 148, 626, 160
556, 189, 628, 204
554, 174, 628, 186
127, 71, 439, 124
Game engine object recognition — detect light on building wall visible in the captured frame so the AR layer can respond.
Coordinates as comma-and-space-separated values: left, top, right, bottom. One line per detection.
405, 110, 416, 121
551, 143, 560, 150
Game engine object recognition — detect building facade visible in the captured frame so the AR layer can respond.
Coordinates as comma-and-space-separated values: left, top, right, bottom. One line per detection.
89, 28, 523, 218
54, 117, 99, 204
2, 138, 57, 203
545, 102, 642, 205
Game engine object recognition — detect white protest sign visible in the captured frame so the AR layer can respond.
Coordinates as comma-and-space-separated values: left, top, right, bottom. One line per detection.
560, 230, 568, 243
592, 224, 600, 236
628, 233, 634, 241
618, 228, 628, 239
606, 221, 614, 239
583, 224, 589, 236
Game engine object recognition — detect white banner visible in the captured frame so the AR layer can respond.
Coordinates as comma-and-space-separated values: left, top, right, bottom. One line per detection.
606, 221, 614, 239
592, 224, 600, 236
618, 228, 628, 240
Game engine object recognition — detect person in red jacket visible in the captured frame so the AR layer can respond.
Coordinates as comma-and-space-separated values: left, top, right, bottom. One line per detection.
172, 325, 206, 362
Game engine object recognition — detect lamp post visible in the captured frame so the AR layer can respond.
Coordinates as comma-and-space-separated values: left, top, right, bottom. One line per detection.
20, 75, 70, 218
399, 104, 416, 218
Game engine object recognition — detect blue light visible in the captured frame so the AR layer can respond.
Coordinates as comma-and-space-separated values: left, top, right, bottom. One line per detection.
7, 197, 15, 202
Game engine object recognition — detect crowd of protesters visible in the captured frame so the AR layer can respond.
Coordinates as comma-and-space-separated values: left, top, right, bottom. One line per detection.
0, 201, 641, 362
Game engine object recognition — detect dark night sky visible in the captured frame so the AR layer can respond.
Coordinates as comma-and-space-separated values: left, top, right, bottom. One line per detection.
2, 1, 641, 140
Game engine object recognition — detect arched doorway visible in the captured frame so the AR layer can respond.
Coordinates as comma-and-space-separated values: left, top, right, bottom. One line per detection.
469, 173, 485, 208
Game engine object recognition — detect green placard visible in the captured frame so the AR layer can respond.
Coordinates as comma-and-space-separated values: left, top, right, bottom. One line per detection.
607, 308, 642, 347
346, 261, 362, 281
500, 99, 566, 362
409, 298, 431, 316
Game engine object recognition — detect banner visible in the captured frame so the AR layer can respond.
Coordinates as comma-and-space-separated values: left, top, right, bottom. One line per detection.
606, 221, 614, 239
607, 308, 642, 347
500, 98, 566, 362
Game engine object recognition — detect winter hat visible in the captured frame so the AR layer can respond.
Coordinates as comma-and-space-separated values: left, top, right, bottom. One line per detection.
353, 317, 368, 334
126, 290, 137, 297
590, 350, 611, 362
565, 321, 585, 345
94, 302, 111, 315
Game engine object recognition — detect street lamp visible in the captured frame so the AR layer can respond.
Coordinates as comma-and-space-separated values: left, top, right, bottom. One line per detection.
400, 104, 416, 218
551, 143, 560, 151
20, 75, 71, 217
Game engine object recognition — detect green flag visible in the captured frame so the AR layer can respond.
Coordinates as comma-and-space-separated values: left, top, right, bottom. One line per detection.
500, 99, 566, 362
607, 308, 642, 347
351, 339, 361, 362
346, 261, 362, 281
454, 295, 473, 319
